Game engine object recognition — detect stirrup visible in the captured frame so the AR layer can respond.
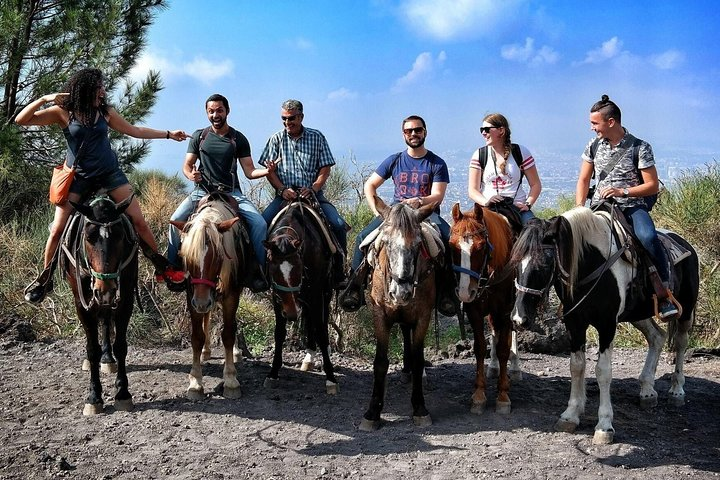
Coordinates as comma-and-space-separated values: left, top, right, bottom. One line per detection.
653, 290, 682, 322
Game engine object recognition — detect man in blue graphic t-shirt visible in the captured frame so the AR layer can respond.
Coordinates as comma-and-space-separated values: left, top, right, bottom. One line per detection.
339, 115, 457, 316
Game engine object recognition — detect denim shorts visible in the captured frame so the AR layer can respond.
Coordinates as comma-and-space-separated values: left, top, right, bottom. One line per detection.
69, 168, 129, 196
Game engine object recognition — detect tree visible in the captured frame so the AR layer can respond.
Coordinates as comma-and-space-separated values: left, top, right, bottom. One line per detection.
0, 0, 168, 218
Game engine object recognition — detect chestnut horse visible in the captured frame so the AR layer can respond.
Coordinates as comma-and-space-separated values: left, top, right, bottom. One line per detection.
360, 198, 440, 431
449, 203, 518, 415
62, 195, 138, 415
171, 195, 245, 400
263, 199, 338, 394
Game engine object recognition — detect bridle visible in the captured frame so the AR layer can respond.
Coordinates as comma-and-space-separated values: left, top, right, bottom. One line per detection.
376, 227, 434, 300
452, 226, 493, 287
268, 225, 304, 294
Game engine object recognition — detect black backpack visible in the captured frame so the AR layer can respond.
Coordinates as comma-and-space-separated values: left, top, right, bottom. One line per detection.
587, 137, 659, 211
477, 143, 525, 183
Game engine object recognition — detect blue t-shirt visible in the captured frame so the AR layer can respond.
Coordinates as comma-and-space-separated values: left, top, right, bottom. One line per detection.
376, 150, 450, 208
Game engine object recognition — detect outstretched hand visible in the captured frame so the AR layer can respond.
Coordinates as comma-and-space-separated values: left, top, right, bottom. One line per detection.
168, 130, 190, 141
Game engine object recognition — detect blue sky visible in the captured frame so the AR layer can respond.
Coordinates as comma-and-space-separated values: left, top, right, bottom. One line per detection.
132, 0, 720, 184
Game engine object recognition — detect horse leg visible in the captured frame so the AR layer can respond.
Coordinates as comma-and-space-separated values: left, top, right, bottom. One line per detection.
360, 325, 391, 431
555, 348, 587, 433
593, 344, 615, 444
264, 304, 286, 388
630, 319, 664, 408
410, 321, 431, 427
81, 313, 104, 415
400, 323, 413, 384
100, 319, 117, 374
668, 316, 692, 406
300, 349, 316, 372
187, 312, 206, 400
491, 314, 513, 414
487, 327, 500, 379
111, 305, 134, 411
509, 330, 523, 381
467, 307, 488, 414
316, 296, 339, 395
202, 314, 212, 362
219, 296, 241, 399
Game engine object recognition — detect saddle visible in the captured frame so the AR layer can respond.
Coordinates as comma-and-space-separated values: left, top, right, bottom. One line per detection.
487, 198, 523, 236
364, 220, 444, 270
193, 191, 249, 246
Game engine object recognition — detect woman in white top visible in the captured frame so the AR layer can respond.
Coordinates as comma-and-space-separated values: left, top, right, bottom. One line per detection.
468, 113, 542, 227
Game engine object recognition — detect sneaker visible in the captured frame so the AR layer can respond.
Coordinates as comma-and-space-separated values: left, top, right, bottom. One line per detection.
659, 299, 679, 320
24, 279, 53, 305
156, 266, 186, 285
339, 286, 365, 312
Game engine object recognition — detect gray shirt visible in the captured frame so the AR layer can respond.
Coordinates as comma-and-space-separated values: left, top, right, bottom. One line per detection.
582, 129, 654, 209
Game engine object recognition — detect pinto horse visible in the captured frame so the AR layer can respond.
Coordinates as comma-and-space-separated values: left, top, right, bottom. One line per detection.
62, 195, 138, 415
360, 198, 440, 431
510, 207, 699, 444
449, 203, 519, 415
170, 195, 245, 400
263, 199, 338, 394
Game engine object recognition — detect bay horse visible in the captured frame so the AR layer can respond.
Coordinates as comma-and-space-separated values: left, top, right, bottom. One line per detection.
510, 206, 699, 444
170, 195, 245, 400
449, 203, 519, 415
360, 198, 439, 431
63, 194, 138, 415
263, 198, 338, 395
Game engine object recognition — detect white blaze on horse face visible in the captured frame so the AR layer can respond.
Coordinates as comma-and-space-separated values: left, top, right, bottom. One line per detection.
279, 260, 294, 285
99, 225, 110, 239
387, 233, 415, 304
457, 237, 474, 301
512, 256, 533, 327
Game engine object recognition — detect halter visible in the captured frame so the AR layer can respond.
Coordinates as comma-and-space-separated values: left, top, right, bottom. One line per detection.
452, 227, 494, 285
377, 228, 434, 300
268, 224, 304, 294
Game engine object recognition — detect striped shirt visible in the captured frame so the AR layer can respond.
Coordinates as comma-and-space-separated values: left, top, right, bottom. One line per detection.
258, 127, 335, 190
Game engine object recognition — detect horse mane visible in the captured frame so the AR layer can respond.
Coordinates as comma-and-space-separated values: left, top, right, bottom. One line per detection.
481, 208, 513, 269
509, 218, 546, 268
384, 203, 419, 241
180, 201, 239, 290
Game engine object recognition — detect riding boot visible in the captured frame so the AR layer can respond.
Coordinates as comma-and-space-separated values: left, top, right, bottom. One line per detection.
332, 250, 348, 290
146, 249, 186, 287
24, 266, 55, 305
436, 261, 459, 317
339, 261, 368, 312
649, 266, 678, 320
247, 261, 269, 293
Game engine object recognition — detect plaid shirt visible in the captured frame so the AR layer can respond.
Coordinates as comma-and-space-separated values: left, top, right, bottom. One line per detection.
258, 127, 335, 190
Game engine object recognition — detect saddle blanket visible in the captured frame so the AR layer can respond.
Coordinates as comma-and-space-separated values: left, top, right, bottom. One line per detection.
657, 229, 692, 265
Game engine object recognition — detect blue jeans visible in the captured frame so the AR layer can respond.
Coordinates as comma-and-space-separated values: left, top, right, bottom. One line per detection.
624, 206, 669, 283
520, 208, 536, 225
262, 190, 348, 252
167, 189, 267, 268
350, 211, 450, 271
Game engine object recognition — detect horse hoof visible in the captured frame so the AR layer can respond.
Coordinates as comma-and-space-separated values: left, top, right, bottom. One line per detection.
668, 394, 685, 407
223, 386, 242, 399
639, 395, 658, 410
264, 377, 279, 389
470, 401, 486, 415
326, 381, 339, 395
509, 370, 523, 381
83, 403, 104, 415
300, 361, 313, 372
186, 388, 205, 401
359, 418, 381, 432
100, 362, 118, 374
592, 429, 615, 445
81, 359, 90, 371
114, 399, 134, 412
555, 418, 578, 433
413, 414, 432, 427
495, 401, 511, 415
486, 367, 499, 379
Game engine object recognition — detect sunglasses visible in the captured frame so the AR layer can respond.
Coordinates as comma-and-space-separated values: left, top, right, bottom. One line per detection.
281, 114, 300, 122
403, 127, 425, 135
480, 126, 501, 134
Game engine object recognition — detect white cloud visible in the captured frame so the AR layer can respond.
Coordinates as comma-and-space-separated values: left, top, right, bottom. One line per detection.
327, 87, 358, 101
501, 38, 559, 66
400, 0, 524, 40
393, 51, 447, 91
129, 52, 234, 85
650, 49, 685, 70
287, 37, 315, 51
581, 36, 624, 64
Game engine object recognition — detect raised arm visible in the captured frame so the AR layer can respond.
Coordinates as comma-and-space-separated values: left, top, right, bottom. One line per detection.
106, 107, 188, 141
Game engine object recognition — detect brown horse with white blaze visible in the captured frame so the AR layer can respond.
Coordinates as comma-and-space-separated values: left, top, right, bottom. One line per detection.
449, 202, 517, 414
170, 196, 245, 400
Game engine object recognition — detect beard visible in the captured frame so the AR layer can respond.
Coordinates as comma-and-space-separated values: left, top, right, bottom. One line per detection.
210, 116, 227, 129
405, 136, 425, 148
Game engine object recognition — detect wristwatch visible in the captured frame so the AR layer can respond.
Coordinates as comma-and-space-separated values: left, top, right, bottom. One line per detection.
622, 188, 629, 198
524, 201, 532, 209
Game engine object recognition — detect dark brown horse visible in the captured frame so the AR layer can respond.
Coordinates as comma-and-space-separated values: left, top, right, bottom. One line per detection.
63, 195, 138, 415
449, 203, 517, 415
170, 196, 245, 400
360, 198, 439, 431
263, 199, 338, 394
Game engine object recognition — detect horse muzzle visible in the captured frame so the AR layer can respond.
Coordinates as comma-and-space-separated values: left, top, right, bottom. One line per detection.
91, 279, 120, 308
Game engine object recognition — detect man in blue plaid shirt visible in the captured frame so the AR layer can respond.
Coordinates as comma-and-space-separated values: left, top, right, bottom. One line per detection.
259, 99, 349, 287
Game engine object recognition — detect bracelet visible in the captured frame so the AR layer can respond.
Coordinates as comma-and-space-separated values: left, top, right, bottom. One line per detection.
277, 186, 287, 197
166, 130, 170, 139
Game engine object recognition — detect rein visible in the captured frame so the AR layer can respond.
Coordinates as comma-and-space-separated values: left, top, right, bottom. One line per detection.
452, 225, 502, 293
269, 214, 305, 294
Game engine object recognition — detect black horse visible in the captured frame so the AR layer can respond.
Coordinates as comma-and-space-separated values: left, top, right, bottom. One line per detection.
63, 195, 138, 415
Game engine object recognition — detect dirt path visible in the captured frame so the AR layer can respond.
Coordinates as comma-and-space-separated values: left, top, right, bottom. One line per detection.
0, 338, 718, 479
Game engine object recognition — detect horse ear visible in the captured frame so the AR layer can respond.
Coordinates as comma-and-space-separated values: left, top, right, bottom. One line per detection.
473, 202, 484, 220
451, 202, 462, 223
170, 220, 187, 231
71, 200, 93, 219
374, 195, 390, 219
217, 217, 240, 233
115, 194, 135, 213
